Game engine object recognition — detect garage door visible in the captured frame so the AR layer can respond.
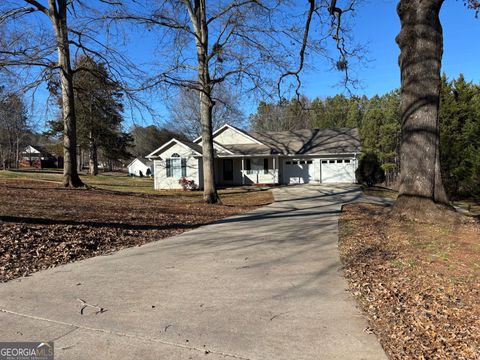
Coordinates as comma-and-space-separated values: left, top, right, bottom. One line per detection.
284, 159, 314, 184
321, 159, 355, 183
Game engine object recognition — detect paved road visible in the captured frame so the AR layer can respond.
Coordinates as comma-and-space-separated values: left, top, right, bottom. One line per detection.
0, 185, 387, 360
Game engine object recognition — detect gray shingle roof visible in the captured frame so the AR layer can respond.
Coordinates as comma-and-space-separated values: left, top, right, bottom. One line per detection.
220, 143, 274, 155
191, 128, 360, 156
248, 128, 360, 155
181, 139, 203, 154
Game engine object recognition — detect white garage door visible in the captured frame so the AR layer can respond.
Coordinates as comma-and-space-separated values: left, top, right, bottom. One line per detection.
284, 159, 314, 184
321, 159, 355, 183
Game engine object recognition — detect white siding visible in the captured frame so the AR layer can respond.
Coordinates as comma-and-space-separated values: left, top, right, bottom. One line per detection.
25, 145, 41, 154
214, 127, 258, 145
153, 143, 200, 190
243, 158, 278, 185
128, 159, 152, 176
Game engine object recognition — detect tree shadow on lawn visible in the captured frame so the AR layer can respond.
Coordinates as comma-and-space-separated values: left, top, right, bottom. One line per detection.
0, 215, 201, 232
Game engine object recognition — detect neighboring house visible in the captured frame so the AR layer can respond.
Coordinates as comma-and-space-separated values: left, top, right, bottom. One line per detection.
127, 158, 153, 177
147, 124, 360, 190
19, 145, 63, 169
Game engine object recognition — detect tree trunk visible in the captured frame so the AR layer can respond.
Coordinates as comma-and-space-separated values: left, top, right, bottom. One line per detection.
191, 0, 220, 204
89, 137, 98, 176
393, 0, 449, 215
49, 1, 83, 187
200, 87, 219, 203
15, 137, 19, 169
77, 147, 82, 173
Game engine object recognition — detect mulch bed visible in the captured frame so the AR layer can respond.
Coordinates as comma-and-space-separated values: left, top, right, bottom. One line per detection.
339, 203, 480, 360
0, 179, 273, 282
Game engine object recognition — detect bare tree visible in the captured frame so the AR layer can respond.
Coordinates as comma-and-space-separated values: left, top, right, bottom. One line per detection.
1, 1, 146, 186
108, 1, 313, 203
166, 85, 245, 140
0, 1, 84, 186
0, 88, 30, 169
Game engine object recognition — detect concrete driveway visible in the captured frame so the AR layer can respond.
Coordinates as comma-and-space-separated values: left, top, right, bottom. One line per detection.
0, 185, 386, 360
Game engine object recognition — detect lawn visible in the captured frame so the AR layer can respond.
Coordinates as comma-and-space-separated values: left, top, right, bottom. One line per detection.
0, 170, 273, 282
339, 203, 480, 359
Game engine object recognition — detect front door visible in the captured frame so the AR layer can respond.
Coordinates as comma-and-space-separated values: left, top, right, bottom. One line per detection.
223, 159, 234, 181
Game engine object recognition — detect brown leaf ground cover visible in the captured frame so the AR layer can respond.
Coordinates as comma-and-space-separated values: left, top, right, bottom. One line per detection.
0, 177, 273, 282
339, 203, 480, 359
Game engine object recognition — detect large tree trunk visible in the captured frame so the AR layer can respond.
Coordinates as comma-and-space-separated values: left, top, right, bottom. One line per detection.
49, 1, 83, 187
393, 0, 449, 215
200, 87, 219, 204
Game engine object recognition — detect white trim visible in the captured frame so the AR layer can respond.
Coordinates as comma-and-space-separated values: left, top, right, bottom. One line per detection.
193, 124, 264, 145
146, 138, 202, 159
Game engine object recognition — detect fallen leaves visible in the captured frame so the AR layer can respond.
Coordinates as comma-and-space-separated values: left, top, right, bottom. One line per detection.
0, 179, 273, 282
339, 203, 480, 360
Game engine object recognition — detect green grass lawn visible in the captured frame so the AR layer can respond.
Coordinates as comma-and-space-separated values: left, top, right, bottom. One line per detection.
0, 169, 156, 194
0, 169, 272, 199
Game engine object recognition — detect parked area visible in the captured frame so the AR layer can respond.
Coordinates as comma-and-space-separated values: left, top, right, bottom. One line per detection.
0, 171, 273, 282
339, 203, 480, 359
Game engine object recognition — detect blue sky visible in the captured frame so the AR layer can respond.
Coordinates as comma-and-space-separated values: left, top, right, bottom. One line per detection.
301, 0, 480, 99
25, 0, 480, 130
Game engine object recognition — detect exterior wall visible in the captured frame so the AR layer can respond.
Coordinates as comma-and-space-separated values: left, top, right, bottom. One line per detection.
128, 160, 152, 177
242, 157, 278, 185
214, 127, 258, 145
153, 143, 200, 190
215, 157, 279, 186
215, 158, 244, 185
280, 154, 358, 185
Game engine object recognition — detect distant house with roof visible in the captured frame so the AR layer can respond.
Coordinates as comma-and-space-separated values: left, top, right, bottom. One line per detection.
19, 145, 63, 169
146, 124, 361, 190
127, 158, 153, 177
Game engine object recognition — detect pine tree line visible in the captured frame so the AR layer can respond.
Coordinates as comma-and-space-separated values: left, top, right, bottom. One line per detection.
249, 74, 480, 200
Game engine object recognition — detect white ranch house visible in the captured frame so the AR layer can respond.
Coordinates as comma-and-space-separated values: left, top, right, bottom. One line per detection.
146, 124, 360, 190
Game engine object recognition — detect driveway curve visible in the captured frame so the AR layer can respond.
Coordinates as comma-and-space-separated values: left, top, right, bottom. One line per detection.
0, 185, 386, 360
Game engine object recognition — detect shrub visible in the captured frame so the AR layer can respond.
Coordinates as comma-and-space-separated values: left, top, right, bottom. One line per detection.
355, 153, 385, 187
178, 177, 198, 191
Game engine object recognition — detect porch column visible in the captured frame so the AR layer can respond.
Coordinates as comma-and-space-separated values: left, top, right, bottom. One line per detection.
273, 157, 276, 184
241, 157, 245, 185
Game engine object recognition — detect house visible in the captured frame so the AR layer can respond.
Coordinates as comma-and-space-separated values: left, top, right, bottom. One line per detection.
19, 145, 63, 169
146, 124, 360, 190
127, 158, 153, 177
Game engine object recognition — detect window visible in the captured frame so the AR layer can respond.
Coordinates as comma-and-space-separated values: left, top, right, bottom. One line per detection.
345, 159, 351, 163
300, 160, 306, 164
166, 153, 186, 178
329, 160, 335, 163
293, 161, 298, 165
307, 160, 313, 164
322, 160, 328, 164
286, 161, 291, 165
336, 160, 343, 163
263, 158, 269, 174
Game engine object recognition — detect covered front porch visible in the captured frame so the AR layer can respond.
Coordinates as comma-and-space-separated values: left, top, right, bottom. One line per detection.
214, 156, 281, 186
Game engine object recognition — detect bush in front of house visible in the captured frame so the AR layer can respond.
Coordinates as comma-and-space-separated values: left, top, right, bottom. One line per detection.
178, 177, 198, 191
355, 152, 385, 187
